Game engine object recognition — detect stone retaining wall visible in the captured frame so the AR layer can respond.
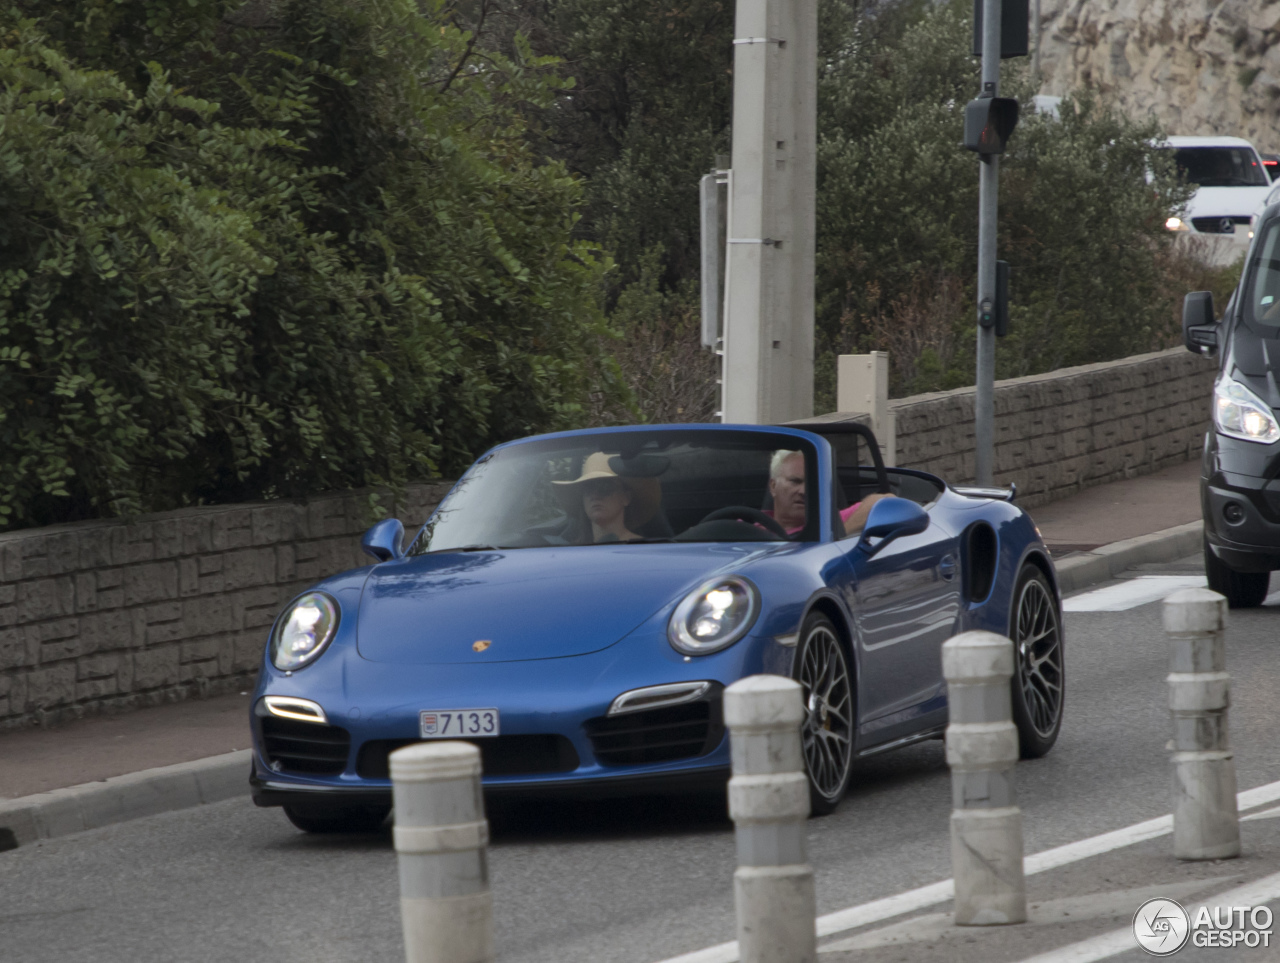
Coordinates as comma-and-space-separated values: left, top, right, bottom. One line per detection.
891, 347, 1217, 507
0, 484, 450, 731
0, 346, 1219, 731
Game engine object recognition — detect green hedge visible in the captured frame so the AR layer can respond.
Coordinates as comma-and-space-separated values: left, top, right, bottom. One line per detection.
0, 2, 615, 530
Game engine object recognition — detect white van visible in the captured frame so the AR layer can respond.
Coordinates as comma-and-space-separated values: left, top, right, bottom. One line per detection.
1162, 136, 1272, 264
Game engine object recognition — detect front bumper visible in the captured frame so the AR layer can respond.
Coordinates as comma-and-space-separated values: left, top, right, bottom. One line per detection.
248, 631, 791, 807
1203, 434, 1280, 572
251, 765, 731, 809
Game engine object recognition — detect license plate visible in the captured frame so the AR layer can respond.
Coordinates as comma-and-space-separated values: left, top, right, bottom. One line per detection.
419, 708, 499, 738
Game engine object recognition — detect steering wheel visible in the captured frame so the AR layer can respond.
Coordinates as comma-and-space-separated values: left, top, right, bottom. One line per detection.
699, 506, 790, 539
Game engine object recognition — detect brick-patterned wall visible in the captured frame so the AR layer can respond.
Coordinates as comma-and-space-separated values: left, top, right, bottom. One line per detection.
891, 347, 1217, 508
0, 483, 451, 731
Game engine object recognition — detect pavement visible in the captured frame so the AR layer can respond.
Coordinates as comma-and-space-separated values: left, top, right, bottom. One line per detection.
0, 458, 1205, 849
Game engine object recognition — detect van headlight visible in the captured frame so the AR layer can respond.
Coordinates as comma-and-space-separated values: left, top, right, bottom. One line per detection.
270, 593, 339, 670
1215, 377, 1280, 444
668, 577, 759, 655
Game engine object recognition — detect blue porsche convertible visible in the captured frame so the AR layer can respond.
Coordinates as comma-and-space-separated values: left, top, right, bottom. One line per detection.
250, 421, 1063, 830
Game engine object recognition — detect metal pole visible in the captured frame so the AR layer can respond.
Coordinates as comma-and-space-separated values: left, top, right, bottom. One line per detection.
390, 742, 494, 963
700, 172, 722, 350
974, 0, 1002, 486
724, 675, 816, 962
1163, 587, 1241, 861
943, 631, 1027, 925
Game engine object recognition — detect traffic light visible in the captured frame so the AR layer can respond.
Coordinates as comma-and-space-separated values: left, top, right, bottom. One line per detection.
973, 0, 1029, 59
963, 96, 1019, 155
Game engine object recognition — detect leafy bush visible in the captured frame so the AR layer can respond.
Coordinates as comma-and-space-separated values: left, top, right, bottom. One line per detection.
0, 3, 614, 529
815, 0, 1197, 400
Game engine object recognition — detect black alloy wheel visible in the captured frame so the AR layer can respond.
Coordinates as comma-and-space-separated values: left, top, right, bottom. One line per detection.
283, 804, 390, 834
1009, 566, 1064, 758
793, 611, 855, 815
1204, 538, 1270, 609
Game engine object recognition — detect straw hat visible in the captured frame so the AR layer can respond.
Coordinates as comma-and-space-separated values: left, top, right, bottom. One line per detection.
552, 452, 662, 528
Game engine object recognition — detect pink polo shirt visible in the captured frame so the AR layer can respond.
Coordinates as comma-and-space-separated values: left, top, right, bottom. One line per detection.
766, 502, 862, 536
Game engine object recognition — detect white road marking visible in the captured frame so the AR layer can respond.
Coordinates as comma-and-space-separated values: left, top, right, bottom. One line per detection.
1062, 576, 1207, 613
1242, 803, 1280, 821
1012, 869, 1280, 963
651, 779, 1280, 963
818, 877, 1239, 953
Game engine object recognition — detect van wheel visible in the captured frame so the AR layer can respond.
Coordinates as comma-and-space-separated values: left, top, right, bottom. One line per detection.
1204, 538, 1270, 609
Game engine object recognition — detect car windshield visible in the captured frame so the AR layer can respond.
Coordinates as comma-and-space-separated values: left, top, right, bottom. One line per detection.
1243, 217, 1280, 330
1170, 147, 1268, 187
407, 429, 820, 553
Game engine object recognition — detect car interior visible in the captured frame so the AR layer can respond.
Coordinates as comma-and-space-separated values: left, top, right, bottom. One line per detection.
413, 427, 948, 553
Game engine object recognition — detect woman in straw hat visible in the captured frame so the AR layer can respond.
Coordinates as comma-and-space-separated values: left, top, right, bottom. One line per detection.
552, 452, 662, 544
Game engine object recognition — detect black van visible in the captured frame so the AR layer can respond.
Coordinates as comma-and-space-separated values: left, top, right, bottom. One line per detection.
1186, 206, 1280, 607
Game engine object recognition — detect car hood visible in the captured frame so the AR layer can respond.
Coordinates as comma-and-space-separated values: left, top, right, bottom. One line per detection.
355, 544, 782, 664
1188, 185, 1272, 219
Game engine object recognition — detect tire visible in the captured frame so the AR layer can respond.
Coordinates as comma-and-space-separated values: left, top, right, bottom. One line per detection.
283, 804, 390, 834
1204, 538, 1270, 609
1008, 566, 1064, 759
792, 611, 856, 816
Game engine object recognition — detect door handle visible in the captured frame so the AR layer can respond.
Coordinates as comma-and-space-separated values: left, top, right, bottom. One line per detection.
939, 555, 957, 581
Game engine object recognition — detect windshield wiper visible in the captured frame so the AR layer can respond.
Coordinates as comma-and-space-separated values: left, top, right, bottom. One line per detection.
428, 544, 504, 554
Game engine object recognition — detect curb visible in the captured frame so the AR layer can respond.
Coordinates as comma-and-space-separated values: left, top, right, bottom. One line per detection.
1052, 520, 1203, 595
0, 749, 250, 852
0, 523, 1204, 853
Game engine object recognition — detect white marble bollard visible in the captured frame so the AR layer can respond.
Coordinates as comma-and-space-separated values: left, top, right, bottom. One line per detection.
1163, 587, 1241, 861
943, 631, 1027, 925
724, 675, 816, 963
390, 742, 494, 963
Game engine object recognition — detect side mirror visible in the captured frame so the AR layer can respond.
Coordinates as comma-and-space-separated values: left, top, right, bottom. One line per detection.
361, 518, 405, 562
858, 497, 929, 556
1183, 291, 1219, 356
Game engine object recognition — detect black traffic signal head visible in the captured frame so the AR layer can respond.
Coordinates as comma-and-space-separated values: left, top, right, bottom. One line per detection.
964, 96, 1019, 155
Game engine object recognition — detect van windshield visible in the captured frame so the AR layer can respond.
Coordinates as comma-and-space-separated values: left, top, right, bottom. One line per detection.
1171, 147, 1268, 188
1244, 219, 1280, 329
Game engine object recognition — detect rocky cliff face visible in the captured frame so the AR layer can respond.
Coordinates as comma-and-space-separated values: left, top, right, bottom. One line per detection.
1036, 0, 1280, 152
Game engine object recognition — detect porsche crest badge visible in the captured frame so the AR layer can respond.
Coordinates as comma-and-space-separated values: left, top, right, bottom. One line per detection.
472, 640, 492, 653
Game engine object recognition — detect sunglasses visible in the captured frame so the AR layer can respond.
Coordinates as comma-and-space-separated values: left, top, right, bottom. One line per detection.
582, 479, 625, 497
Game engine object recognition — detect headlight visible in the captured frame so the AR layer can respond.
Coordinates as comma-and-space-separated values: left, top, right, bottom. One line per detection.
1166, 216, 1189, 232
1215, 377, 1280, 444
668, 577, 759, 656
269, 592, 339, 670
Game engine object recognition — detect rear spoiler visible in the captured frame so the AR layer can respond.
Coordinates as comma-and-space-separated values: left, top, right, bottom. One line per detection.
952, 483, 1017, 503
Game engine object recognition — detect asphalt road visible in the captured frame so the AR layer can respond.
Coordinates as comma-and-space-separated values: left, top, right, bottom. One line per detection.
4, 555, 1280, 963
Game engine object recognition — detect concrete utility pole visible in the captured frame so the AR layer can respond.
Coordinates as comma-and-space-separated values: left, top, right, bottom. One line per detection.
721, 0, 817, 425
974, 0, 1002, 486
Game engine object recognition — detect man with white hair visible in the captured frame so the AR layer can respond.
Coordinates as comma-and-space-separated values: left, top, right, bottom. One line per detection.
768, 449, 890, 537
